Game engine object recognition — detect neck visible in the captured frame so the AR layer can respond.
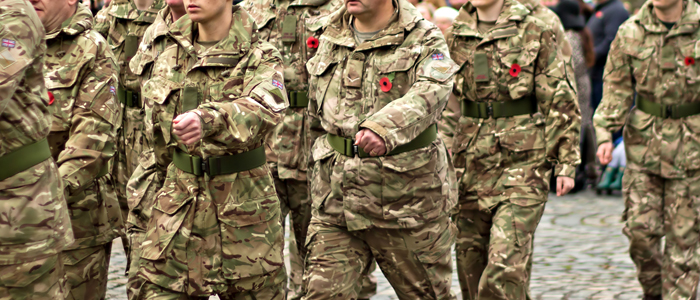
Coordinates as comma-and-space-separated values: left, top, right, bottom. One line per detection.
654, 1, 684, 22
170, 5, 186, 22
197, 7, 232, 42
476, 0, 504, 22
354, 1, 395, 32
134, 0, 155, 10
46, 5, 76, 33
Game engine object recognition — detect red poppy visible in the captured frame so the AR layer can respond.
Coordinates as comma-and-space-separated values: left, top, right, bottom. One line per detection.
685, 57, 695, 66
509, 63, 521, 77
596, 11, 603, 18
48, 91, 55, 105
379, 77, 392, 92
307, 37, 319, 49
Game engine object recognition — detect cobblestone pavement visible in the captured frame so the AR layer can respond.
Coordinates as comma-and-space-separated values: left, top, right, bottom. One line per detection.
105, 190, 665, 300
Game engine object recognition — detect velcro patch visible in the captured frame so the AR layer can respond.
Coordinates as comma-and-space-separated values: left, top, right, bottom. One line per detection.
0, 49, 16, 69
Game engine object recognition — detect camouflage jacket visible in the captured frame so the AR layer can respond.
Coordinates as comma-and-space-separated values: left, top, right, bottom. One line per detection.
44, 4, 124, 251
126, 6, 175, 232
447, 0, 580, 182
0, 0, 74, 264
242, 0, 342, 181
593, 0, 700, 179
307, 0, 459, 230
136, 7, 287, 293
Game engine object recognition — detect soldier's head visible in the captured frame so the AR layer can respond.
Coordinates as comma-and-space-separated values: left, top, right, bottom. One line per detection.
450, 0, 469, 9
469, 0, 505, 16
345, 0, 393, 19
30, 0, 79, 32
166, 0, 186, 21
652, 0, 683, 14
184, 0, 232, 24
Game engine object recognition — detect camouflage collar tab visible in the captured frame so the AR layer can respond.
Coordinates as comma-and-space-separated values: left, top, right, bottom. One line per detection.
47, 4, 93, 39
108, 0, 165, 20
637, 0, 700, 34
452, 0, 529, 37
325, 0, 421, 49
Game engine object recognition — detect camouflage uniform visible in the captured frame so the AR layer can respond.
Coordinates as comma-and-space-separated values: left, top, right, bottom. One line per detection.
126, 6, 177, 299
133, 6, 288, 298
303, 0, 459, 298
43, 4, 124, 300
593, 1, 700, 298
94, 0, 165, 252
447, 1, 580, 299
0, 0, 74, 298
240, 0, 346, 298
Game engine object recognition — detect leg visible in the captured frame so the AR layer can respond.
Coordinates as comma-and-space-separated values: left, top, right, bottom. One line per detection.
622, 169, 663, 297
478, 199, 546, 300
286, 179, 312, 300
358, 261, 377, 300
0, 254, 67, 300
366, 217, 457, 300
128, 231, 147, 300
64, 243, 112, 300
662, 172, 700, 300
302, 219, 372, 300
455, 201, 492, 300
135, 281, 207, 300
219, 267, 287, 300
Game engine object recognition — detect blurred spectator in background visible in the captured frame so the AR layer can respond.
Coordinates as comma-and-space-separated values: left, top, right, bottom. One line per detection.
416, 2, 436, 21
586, 0, 628, 111
434, 6, 459, 34
409, 0, 447, 8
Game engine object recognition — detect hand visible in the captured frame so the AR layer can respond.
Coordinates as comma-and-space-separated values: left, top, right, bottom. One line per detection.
556, 176, 575, 196
596, 142, 614, 165
355, 129, 386, 157
172, 112, 202, 145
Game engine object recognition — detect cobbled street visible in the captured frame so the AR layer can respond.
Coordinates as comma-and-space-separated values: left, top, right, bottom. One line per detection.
105, 190, 666, 300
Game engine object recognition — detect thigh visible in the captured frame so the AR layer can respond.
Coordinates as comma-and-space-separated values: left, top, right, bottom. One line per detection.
64, 243, 112, 300
302, 220, 371, 300
273, 171, 290, 219
0, 254, 67, 300
135, 282, 206, 300
219, 268, 286, 300
367, 218, 457, 300
623, 170, 664, 236
665, 172, 700, 255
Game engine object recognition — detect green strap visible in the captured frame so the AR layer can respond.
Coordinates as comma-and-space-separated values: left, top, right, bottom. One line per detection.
636, 96, 700, 119
473, 52, 490, 83
182, 86, 199, 112
125, 35, 139, 60
117, 86, 141, 108
289, 91, 309, 108
281, 15, 297, 43
172, 146, 266, 177
327, 124, 437, 158
0, 138, 52, 181
461, 97, 537, 119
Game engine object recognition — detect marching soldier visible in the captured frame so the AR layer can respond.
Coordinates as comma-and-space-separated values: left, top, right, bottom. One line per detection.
0, 0, 74, 298
133, 0, 288, 297
447, 0, 580, 298
34, 1, 124, 299
303, 0, 460, 298
594, 0, 700, 298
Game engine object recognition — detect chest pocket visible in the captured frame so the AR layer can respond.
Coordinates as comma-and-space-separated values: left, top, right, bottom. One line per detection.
45, 59, 90, 132
143, 76, 181, 145
375, 47, 421, 99
498, 41, 540, 100
307, 53, 340, 114
624, 46, 655, 88
682, 40, 700, 98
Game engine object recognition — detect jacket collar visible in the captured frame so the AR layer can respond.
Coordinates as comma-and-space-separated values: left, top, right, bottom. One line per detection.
107, 0, 164, 21
46, 4, 93, 40
636, 0, 700, 35
451, 0, 530, 41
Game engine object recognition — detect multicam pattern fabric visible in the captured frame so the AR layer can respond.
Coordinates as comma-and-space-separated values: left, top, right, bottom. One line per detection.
0, 254, 68, 300
0, 0, 74, 265
63, 243, 113, 300
447, 0, 580, 299
95, 0, 165, 231
134, 6, 288, 297
593, 1, 700, 298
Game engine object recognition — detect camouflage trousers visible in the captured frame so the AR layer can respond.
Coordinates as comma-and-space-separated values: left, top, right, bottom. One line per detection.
134, 267, 286, 300
302, 217, 456, 300
127, 231, 146, 300
63, 242, 113, 300
455, 198, 546, 300
0, 254, 67, 300
622, 169, 700, 299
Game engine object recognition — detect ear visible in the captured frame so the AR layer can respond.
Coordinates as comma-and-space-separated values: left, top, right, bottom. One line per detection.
68, 0, 80, 7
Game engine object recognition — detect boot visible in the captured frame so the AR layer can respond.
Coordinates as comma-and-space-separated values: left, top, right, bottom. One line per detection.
610, 167, 624, 190
597, 167, 618, 190
642, 295, 661, 300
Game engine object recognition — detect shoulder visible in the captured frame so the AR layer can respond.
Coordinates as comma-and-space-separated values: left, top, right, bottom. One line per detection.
615, 16, 643, 41
0, 0, 44, 40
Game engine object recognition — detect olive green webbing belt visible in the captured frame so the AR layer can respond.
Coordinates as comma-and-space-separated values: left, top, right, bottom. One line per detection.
636, 96, 700, 119
289, 91, 309, 108
327, 124, 437, 158
461, 97, 537, 118
117, 85, 141, 108
0, 138, 52, 181
172, 146, 266, 176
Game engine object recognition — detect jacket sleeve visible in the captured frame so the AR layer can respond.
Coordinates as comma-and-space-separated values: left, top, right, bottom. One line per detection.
594, 7, 629, 63
537, 29, 582, 178
194, 44, 288, 149
57, 46, 121, 196
93, 8, 111, 39
592, 31, 634, 146
438, 93, 461, 152
359, 27, 459, 153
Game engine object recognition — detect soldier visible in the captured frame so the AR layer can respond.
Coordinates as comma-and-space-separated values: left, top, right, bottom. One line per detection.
593, 0, 700, 298
125, 0, 186, 298
133, 0, 289, 298
31, 0, 125, 299
447, 0, 580, 298
240, 1, 367, 299
0, 0, 74, 298
94, 0, 165, 256
303, 0, 459, 298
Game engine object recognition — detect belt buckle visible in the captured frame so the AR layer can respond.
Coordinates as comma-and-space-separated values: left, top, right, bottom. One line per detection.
132, 93, 140, 108
201, 158, 210, 176
665, 105, 673, 118
486, 103, 494, 118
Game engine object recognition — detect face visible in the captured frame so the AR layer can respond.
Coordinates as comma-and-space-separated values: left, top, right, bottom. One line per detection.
408, 0, 419, 4
450, 0, 469, 8
652, 0, 681, 11
434, 17, 452, 34
166, 0, 184, 9
345, 0, 390, 16
30, 0, 75, 27
469, 0, 498, 9
183, 0, 229, 23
